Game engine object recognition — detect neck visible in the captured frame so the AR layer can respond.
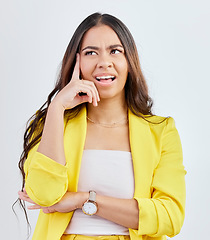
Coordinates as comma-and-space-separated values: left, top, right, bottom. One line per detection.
87, 98, 128, 124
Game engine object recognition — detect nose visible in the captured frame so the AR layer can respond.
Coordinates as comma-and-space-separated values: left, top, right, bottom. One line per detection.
97, 53, 113, 69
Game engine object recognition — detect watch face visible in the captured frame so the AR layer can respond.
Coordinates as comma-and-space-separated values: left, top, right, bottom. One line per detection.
82, 202, 97, 215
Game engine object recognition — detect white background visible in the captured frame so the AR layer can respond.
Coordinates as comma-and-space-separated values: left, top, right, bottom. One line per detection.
1, 0, 210, 239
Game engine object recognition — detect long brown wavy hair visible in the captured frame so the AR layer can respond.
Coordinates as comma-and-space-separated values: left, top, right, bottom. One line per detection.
17, 12, 154, 224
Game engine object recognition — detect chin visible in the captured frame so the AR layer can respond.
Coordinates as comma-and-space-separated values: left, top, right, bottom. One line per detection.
98, 90, 125, 102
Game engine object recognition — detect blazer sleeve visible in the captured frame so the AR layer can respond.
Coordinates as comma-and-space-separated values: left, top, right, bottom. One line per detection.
134, 117, 186, 238
24, 143, 69, 207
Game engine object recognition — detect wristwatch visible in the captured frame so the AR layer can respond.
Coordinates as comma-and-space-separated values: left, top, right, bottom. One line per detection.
82, 190, 98, 215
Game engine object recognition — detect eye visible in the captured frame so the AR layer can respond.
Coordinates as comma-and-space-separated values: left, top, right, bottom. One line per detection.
110, 49, 122, 54
84, 51, 97, 56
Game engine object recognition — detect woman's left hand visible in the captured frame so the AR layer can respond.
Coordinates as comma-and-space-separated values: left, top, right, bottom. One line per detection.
18, 189, 88, 214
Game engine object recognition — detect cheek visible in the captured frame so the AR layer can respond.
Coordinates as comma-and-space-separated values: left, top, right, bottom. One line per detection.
116, 57, 128, 72
80, 65, 87, 79
80, 59, 93, 77
118, 60, 128, 78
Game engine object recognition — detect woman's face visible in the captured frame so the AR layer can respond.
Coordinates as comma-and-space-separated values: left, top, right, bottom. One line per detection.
80, 24, 128, 101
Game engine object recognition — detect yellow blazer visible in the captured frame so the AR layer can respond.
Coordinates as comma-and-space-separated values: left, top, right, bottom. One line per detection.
24, 107, 186, 240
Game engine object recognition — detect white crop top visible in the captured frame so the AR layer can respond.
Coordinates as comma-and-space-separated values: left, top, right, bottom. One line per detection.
65, 150, 135, 236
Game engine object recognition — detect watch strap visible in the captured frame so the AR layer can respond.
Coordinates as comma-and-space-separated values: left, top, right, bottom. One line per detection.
89, 190, 96, 202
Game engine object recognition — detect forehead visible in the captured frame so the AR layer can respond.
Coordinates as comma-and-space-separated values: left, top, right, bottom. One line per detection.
81, 25, 122, 48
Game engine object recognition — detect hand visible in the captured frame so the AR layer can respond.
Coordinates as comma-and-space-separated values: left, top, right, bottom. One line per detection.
53, 54, 100, 110
18, 189, 88, 214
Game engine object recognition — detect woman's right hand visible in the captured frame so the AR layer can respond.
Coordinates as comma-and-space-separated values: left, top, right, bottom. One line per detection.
52, 54, 100, 110
18, 189, 88, 214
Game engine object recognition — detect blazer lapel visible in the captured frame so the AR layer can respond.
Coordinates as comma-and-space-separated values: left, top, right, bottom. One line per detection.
129, 110, 158, 198
64, 107, 87, 192
48, 108, 87, 240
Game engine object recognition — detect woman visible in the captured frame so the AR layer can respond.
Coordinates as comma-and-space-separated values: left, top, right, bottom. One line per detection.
18, 12, 186, 240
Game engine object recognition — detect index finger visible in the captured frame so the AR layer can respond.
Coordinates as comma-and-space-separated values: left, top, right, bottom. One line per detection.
72, 53, 80, 80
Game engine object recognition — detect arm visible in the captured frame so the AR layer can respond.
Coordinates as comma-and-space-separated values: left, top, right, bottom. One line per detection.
23, 54, 100, 206
96, 195, 139, 229
19, 190, 139, 230
37, 54, 99, 165
36, 101, 66, 165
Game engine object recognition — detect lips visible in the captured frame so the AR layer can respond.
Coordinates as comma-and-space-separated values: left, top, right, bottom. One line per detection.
94, 75, 116, 85
95, 75, 116, 81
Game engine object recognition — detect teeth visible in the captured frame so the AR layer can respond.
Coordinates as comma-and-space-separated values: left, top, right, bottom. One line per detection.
96, 76, 115, 80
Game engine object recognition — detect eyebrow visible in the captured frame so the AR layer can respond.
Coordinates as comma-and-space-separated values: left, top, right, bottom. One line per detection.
81, 44, 124, 52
